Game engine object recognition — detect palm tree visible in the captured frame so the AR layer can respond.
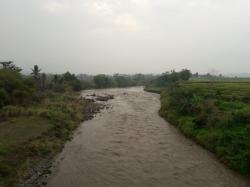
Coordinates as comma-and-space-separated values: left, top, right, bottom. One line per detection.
31, 65, 41, 80
31, 65, 41, 88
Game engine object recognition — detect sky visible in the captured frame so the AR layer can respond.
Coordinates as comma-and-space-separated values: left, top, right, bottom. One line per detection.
0, 0, 250, 74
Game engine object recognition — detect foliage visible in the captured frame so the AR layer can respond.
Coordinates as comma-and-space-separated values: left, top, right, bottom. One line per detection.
92, 73, 156, 89
0, 62, 100, 186
31, 65, 41, 80
150, 69, 192, 87
0, 88, 8, 108
62, 72, 82, 91
0, 61, 22, 72
0, 68, 35, 108
93, 74, 114, 88
0, 92, 94, 186
159, 81, 250, 177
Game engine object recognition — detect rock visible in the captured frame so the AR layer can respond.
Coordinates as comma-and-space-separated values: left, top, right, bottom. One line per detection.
96, 96, 109, 101
96, 94, 114, 101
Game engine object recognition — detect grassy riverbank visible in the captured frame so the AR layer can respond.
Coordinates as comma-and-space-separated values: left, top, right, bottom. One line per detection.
0, 91, 100, 187
144, 86, 163, 94
146, 81, 250, 177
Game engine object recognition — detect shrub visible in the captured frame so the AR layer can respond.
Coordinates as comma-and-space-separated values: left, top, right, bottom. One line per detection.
1, 106, 26, 118
159, 82, 250, 177
178, 117, 196, 137
0, 88, 8, 108
232, 108, 250, 124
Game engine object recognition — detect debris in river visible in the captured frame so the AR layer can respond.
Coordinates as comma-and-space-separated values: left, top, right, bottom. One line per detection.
96, 94, 114, 101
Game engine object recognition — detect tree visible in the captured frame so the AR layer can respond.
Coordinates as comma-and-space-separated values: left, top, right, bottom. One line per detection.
0, 68, 34, 107
31, 65, 41, 89
151, 69, 192, 87
94, 74, 110, 88
41, 73, 46, 90
179, 69, 191, 81
0, 88, 8, 108
0, 68, 23, 92
53, 74, 59, 84
62, 72, 77, 82
72, 80, 82, 91
0, 61, 22, 72
194, 72, 199, 78
113, 74, 130, 87
31, 65, 41, 80
169, 70, 180, 82
0, 61, 12, 68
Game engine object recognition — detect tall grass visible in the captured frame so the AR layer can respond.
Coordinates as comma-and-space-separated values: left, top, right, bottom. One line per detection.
0, 92, 95, 187
159, 82, 250, 177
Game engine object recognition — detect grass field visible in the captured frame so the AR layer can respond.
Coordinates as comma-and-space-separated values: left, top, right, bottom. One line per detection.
190, 77, 250, 82
0, 92, 98, 187
0, 117, 52, 147
146, 81, 250, 177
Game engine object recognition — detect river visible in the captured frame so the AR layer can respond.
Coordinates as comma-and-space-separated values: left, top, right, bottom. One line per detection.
46, 87, 249, 187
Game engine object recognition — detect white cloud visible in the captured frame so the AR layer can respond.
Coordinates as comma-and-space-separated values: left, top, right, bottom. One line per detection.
131, 0, 150, 8
186, 0, 221, 11
85, 1, 115, 16
113, 14, 141, 32
43, 1, 71, 14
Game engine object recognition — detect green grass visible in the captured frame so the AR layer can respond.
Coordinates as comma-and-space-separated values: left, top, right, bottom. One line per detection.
0, 117, 53, 186
0, 117, 52, 146
190, 77, 250, 82
0, 91, 96, 187
147, 81, 250, 177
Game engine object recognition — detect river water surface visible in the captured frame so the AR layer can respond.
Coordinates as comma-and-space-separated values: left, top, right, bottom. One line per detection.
47, 87, 249, 187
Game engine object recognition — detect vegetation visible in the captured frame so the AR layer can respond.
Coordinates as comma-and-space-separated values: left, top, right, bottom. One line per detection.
0, 62, 99, 186
0, 61, 155, 186
146, 71, 250, 177
149, 69, 192, 87
3, 60, 249, 185
144, 69, 192, 93
92, 73, 156, 89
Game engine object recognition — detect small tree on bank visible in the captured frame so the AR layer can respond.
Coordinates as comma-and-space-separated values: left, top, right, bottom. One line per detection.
31, 65, 41, 89
0, 61, 22, 72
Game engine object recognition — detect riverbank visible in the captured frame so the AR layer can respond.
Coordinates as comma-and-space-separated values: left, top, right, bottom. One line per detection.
146, 82, 250, 178
0, 91, 103, 187
143, 86, 163, 94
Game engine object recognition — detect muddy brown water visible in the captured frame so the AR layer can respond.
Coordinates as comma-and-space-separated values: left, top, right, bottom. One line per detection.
47, 87, 250, 187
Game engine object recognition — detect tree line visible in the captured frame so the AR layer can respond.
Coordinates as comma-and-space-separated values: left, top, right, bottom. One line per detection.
0, 61, 157, 108
150, 69, 192, 86
92, 73, 155, 88
0, 62, 83, 108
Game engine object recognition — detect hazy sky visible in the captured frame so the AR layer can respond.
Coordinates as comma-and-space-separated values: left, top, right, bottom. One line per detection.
0, 0, 250, 74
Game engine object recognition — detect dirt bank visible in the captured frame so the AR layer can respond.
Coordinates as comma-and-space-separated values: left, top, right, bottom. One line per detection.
46, 87, 250, 187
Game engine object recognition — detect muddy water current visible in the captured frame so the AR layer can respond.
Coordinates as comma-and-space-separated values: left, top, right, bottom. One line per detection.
47, 87, 249, 187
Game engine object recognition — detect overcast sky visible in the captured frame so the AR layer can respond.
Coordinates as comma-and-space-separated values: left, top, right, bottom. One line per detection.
0, 0, 250, 74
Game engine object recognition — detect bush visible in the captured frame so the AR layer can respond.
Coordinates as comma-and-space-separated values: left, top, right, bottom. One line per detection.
159, 82, 250, 177
1, 106, 26, 118
0, 68, 35, 107
232, 108, 250, 124
0, 161, 13, 178
178, 117, 196, 137
0, 88, 8, 108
